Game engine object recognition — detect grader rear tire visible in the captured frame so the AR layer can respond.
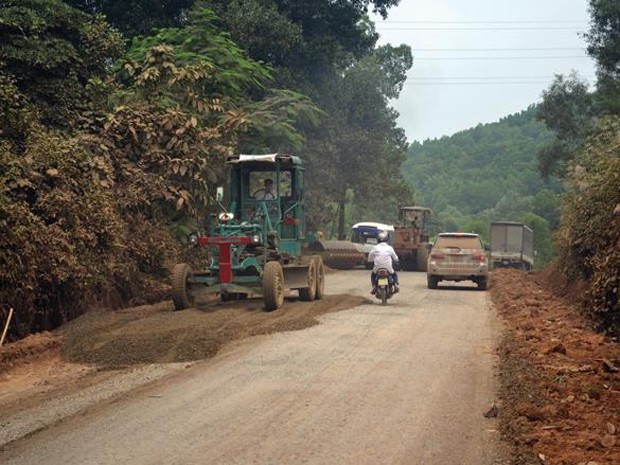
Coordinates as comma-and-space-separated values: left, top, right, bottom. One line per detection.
298, 258, 317, 302
172, 263, 194, 311
315, 256, 325, 300
263, 261, 284, 311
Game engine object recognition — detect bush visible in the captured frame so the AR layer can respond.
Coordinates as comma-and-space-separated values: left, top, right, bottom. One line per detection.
557, 117, 620, 331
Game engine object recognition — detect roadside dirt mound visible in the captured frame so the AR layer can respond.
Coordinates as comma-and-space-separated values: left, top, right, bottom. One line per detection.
60, 294, 369, 369
492, 268, 620, 465
538, 261, 589, 305
0, 332, 61, 372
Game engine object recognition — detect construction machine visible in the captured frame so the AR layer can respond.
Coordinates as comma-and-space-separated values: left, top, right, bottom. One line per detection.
171, 153, 364, 311
392, 206, 433, 271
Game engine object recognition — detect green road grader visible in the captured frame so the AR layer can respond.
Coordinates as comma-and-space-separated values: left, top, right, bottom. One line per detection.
171, 154, 363, 311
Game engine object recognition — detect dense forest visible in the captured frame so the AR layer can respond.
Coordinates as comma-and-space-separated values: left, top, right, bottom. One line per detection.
402, 106, 560, 265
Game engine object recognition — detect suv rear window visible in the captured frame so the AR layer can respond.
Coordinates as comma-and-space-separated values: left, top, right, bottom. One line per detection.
434, 236, 482, 249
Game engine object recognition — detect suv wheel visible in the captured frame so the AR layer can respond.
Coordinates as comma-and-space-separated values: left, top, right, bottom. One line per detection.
427, 275, 439, 289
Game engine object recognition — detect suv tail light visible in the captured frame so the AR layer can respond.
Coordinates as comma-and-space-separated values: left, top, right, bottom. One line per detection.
472, 252, 486, 261
430, 252, 445, 260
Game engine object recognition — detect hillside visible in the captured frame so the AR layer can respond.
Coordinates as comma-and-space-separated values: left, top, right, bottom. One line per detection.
402, 105, 561, 263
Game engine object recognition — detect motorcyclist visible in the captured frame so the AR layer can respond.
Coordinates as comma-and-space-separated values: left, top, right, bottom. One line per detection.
367, 231, 400, 294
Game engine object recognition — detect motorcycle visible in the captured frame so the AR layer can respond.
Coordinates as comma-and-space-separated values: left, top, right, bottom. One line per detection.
374, 268, 395, 305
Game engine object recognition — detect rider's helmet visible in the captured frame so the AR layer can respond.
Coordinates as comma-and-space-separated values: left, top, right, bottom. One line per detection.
377, 231, 389, 243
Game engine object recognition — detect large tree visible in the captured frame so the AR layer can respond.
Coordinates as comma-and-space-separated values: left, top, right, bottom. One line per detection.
304, 44, 413, 238
0, 0, 123, 132
536, 73, 599, 178
64, 0, 193, 37
205, 0, 395, 87
585, 0, 620, 113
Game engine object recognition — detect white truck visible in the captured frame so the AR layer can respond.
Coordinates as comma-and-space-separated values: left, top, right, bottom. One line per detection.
490, 221, 534, 271
350, 222, 394, 269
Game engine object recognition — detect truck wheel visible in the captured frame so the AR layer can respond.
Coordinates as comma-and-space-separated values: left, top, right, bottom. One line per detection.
478, 278, 488, 291
298, 258, 317, 301
427, 275, 439, 289
416, 244, 429, 272
263, 261, 285, 311
172, 263, 194, 311
315, 256, 325, 300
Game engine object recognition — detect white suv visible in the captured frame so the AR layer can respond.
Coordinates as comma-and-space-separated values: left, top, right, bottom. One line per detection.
427, 233, 489, 290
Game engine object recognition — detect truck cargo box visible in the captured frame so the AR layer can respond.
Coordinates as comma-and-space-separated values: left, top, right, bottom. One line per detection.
490, 221, 534, 270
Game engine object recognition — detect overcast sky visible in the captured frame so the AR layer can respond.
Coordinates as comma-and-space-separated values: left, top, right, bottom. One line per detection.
371, 0, 596, 143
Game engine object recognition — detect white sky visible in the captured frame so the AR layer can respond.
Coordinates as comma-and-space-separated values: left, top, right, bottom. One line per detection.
371, 0, 597, 142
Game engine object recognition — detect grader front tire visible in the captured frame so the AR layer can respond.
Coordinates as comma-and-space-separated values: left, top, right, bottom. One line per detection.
263, 261, 285, 311
172, 263, 194, 311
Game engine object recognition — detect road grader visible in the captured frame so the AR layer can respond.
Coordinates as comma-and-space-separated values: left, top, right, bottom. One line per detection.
171, 154, 364, 311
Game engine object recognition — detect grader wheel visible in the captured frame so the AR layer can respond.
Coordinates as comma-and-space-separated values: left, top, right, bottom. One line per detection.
298, 258, 317, 301
263, 261, 285, 311
171, 263, 194, 311
315, 256, 325, 300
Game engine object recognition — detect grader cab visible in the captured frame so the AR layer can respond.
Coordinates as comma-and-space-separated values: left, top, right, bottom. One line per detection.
171, 154, 326, 311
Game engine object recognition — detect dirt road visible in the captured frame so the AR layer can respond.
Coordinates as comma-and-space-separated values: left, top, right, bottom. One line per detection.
0, 271, 505, 464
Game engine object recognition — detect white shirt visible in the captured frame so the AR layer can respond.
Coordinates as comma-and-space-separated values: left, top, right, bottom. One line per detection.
254, 189, 277, 200
367, 242, 399, 273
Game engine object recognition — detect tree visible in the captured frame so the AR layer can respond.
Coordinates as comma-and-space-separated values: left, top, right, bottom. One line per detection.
0, 0, 123, 132
303, 44, 413, 238
585, 0, 620, 113
64, 0, 193, 37
107, 6, 322, 215
205, 0, 397, 86
536, 73, 598, 178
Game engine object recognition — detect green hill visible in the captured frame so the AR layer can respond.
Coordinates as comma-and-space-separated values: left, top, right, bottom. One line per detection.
402, 105, 561, 264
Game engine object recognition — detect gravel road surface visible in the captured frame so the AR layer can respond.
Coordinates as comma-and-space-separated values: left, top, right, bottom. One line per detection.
0, 270, 505, 464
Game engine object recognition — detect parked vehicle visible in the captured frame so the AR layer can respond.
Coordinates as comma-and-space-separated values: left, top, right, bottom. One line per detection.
374, 268, 396, 305
393, 206, 433, 271
490, 221, 534, 271
427, 232, 489, 290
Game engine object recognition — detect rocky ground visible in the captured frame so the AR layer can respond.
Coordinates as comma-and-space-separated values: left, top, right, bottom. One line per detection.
492, 268, 620, 465
1, 268, 619, 464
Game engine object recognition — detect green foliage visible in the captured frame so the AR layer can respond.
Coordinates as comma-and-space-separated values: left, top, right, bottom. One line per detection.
0, 0, 123, 130
557, 116, 620, 330
64, 0, 193, 37
125, 7, 272, 96
585, 0, 620, 113
303, 44, 413, 238
536, 73, 599, 177
110, 7, 322, 213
